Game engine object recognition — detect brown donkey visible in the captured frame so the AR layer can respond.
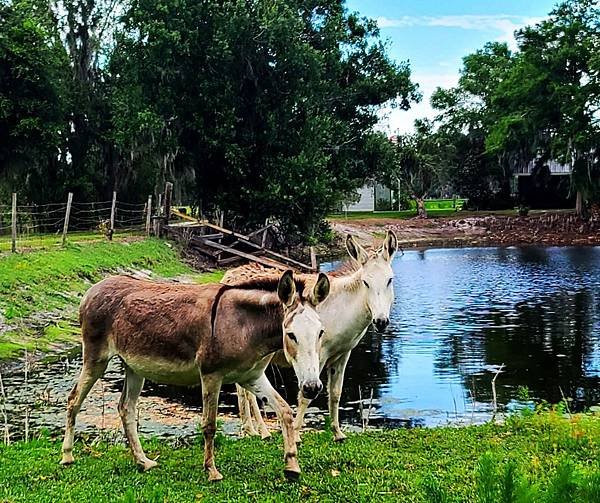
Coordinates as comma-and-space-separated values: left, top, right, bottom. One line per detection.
60, 270, 330, 481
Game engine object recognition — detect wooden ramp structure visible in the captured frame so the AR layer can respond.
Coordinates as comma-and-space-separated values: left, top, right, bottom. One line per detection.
166, 209, 314, 272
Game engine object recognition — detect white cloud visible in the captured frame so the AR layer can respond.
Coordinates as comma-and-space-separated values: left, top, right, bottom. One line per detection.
376, 72, 459, 135
377, 14, 544, 50
373, 14, 546, 133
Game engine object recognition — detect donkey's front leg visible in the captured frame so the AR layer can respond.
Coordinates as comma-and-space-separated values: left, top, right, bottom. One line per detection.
293, 394, 311, 443
243, 374, 300, 480
327, 351, 351, 442
201, 374, 223, 482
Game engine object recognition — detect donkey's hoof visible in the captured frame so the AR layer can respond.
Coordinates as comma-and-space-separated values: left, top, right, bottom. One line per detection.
139, 458, 159, 472
208, 469, 224, 482
60, 452, 74, 465
284, 469, 301, 482
260, 430, 272, 440
333, 432, 347, 442
294, 432, 302, 444
241, 427, 259, 438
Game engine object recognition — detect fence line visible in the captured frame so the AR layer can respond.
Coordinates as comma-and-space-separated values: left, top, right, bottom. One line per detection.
0, 192, 157, 253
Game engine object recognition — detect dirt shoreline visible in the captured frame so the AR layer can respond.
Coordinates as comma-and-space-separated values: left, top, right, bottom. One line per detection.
330, 210, 600, 251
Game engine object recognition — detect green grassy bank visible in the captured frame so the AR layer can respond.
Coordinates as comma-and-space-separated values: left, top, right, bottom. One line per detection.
0, 413, 598, 502
0, 239, 223, 360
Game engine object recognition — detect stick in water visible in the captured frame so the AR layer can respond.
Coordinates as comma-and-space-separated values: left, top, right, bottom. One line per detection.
491, 363, 505, 422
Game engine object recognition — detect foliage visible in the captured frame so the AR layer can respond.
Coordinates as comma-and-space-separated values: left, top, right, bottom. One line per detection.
431, 1, 600, 214
384, 120, 458, 217
0, 413, 598, 501
0, 0, 419, 241
0, 0, 70, 202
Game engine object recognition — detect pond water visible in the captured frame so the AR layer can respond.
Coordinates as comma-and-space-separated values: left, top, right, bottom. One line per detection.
2, 246, 600, 439
318, 246, 600, 426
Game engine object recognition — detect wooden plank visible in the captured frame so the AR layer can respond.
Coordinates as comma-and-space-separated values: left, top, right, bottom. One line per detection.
171, 208, 197, 222
200, 221, 313, 271
247, 224, 272, 239
217, 255, 245, 266
188, 233, 224, 244
196, 238, 289, 271
197, 233, 224, 240
217, 249, 266, 266
167, 221, 205, 228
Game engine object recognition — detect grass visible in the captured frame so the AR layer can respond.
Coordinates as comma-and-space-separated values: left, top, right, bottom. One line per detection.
329, 209, 462, 220
0, 239, 223, 360
0, 230, 143, 253
405, 198, 468, 211
0, 413, 598, 502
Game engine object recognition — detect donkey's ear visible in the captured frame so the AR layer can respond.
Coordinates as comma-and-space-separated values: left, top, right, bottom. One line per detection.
381, 230, 398, 262
346, 234, 369, 265
311, 273, 330, 305
277, 270, 296, 306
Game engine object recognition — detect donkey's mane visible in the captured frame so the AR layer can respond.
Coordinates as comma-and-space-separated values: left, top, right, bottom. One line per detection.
210, 276, 309, 338
222, 276, 309, 297
328, 260, 359, 277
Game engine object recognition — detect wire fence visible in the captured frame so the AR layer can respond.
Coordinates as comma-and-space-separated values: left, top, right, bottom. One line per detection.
0, 193, 152, 253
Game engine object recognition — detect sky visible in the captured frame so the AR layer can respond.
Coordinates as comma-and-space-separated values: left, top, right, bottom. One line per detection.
347, 0, 559, 134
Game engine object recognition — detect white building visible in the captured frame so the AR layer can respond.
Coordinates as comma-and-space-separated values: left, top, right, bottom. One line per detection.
343, 183, 394, 212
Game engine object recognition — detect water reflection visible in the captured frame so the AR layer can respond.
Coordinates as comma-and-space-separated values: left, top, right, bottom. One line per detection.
324, 246, 600, 425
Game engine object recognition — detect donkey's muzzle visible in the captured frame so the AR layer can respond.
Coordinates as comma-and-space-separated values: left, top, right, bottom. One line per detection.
302, 380, 323, 400
374, 317, 390, 333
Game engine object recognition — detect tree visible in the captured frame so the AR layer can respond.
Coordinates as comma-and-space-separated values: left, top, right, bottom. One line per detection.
432, 1, 600, 216
389, 120, 449, 218
110, 0, 420, 238
0, 0, 70, 202
496, 0, 600, 216
0, 0, 420, 240
431, 42, 517, 208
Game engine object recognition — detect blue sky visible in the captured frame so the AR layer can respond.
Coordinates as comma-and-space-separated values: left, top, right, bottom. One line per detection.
347, 0, 558, 133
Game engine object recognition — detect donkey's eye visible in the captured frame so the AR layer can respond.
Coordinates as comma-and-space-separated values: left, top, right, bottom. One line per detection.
363, 280, 369, 288
319, 329, 325, 338
287, 333, 297, 343
387, 278, 393, 287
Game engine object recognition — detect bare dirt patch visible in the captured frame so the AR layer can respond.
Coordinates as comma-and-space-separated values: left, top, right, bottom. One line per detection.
332, 210, 600, 249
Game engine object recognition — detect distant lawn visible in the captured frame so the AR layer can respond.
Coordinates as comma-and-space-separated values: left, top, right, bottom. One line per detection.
0, 239, 223, 360
329, 208, 572, 221
0, 412, 599, 501
329, 209, 462, 220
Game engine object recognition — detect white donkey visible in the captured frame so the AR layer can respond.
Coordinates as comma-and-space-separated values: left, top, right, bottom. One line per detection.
226, 231, 397, 441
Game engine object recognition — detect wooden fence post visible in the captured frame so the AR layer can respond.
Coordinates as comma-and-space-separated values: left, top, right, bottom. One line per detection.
164, 182, 173, 225
109, 191, 117, 240
11, 193, 16, 253
157, 194, 163, 216
146, 195, 152, 236
310, 246, 318, 271
261, 218, 269, 248
62, 192, 73, 247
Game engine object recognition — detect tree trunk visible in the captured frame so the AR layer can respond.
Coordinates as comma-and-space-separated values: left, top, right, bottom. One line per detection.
416, 198, 427, 218
575, 190, 588, 219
